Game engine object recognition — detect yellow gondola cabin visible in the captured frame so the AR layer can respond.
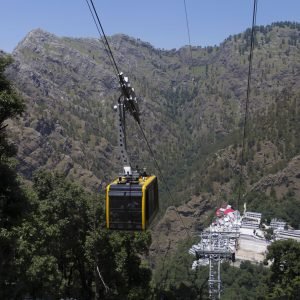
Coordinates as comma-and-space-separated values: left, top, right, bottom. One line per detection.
106, 175, 158, 230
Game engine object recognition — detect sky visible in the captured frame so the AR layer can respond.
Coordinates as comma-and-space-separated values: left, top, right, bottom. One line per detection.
1, 0, 300, 53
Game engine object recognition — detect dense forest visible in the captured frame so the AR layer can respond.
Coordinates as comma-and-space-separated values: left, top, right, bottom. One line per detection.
1, 53, 300, 300
1, 79, 299, 297
1, 21, 300, 299
1, 56, 153, 299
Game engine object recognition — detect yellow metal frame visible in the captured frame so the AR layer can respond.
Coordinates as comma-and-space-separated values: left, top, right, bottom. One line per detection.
106, 176, 157, 230
141, 175, 156, 230
105, 184, 111, 228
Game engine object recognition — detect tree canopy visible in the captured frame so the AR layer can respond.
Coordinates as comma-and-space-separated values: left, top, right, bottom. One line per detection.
0, 55, 27, 297
266, 239, 300, 299
2, 169, 153, 299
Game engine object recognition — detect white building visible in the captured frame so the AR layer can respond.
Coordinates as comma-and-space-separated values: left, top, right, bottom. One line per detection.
270, 218, 286, 231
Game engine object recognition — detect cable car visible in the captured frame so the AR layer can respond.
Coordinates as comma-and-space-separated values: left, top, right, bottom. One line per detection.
106, 173, 158, 230
104, 73, 159, 230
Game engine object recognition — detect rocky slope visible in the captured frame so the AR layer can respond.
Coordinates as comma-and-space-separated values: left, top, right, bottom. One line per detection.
6, 29, 193, 190
3, 22, 300, 257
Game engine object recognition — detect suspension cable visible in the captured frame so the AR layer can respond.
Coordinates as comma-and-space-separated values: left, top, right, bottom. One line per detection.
85, 0, 118, 78
85, 0, 121, 81
84, 2, 213, 295
183, 0, 193, 64
85, 0, 192, 238
237, 0, 258, 209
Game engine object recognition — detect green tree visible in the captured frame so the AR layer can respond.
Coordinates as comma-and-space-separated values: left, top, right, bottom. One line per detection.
14, 171, 92, 298
13, 170, 152, 299
0, 56, 24, 134
266, 239, 300, 299
153, 239, 210, 299
0, 55, 27, 298
87, 230, 152, 299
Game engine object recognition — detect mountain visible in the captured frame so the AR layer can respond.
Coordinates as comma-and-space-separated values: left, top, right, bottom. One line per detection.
4, 22, 300, 258
5, 29, 192, 191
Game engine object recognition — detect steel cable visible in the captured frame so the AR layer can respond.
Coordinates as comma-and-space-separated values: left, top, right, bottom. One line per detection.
237, 0, 258, 209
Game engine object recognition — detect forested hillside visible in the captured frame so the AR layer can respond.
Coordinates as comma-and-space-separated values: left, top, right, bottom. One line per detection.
5, 22, 300, 209
1, 21, 300, 299
0, 55, 153, 298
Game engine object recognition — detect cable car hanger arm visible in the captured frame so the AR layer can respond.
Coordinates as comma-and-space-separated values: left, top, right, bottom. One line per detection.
114, 72, 141, 178
118, 72, 140, 124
